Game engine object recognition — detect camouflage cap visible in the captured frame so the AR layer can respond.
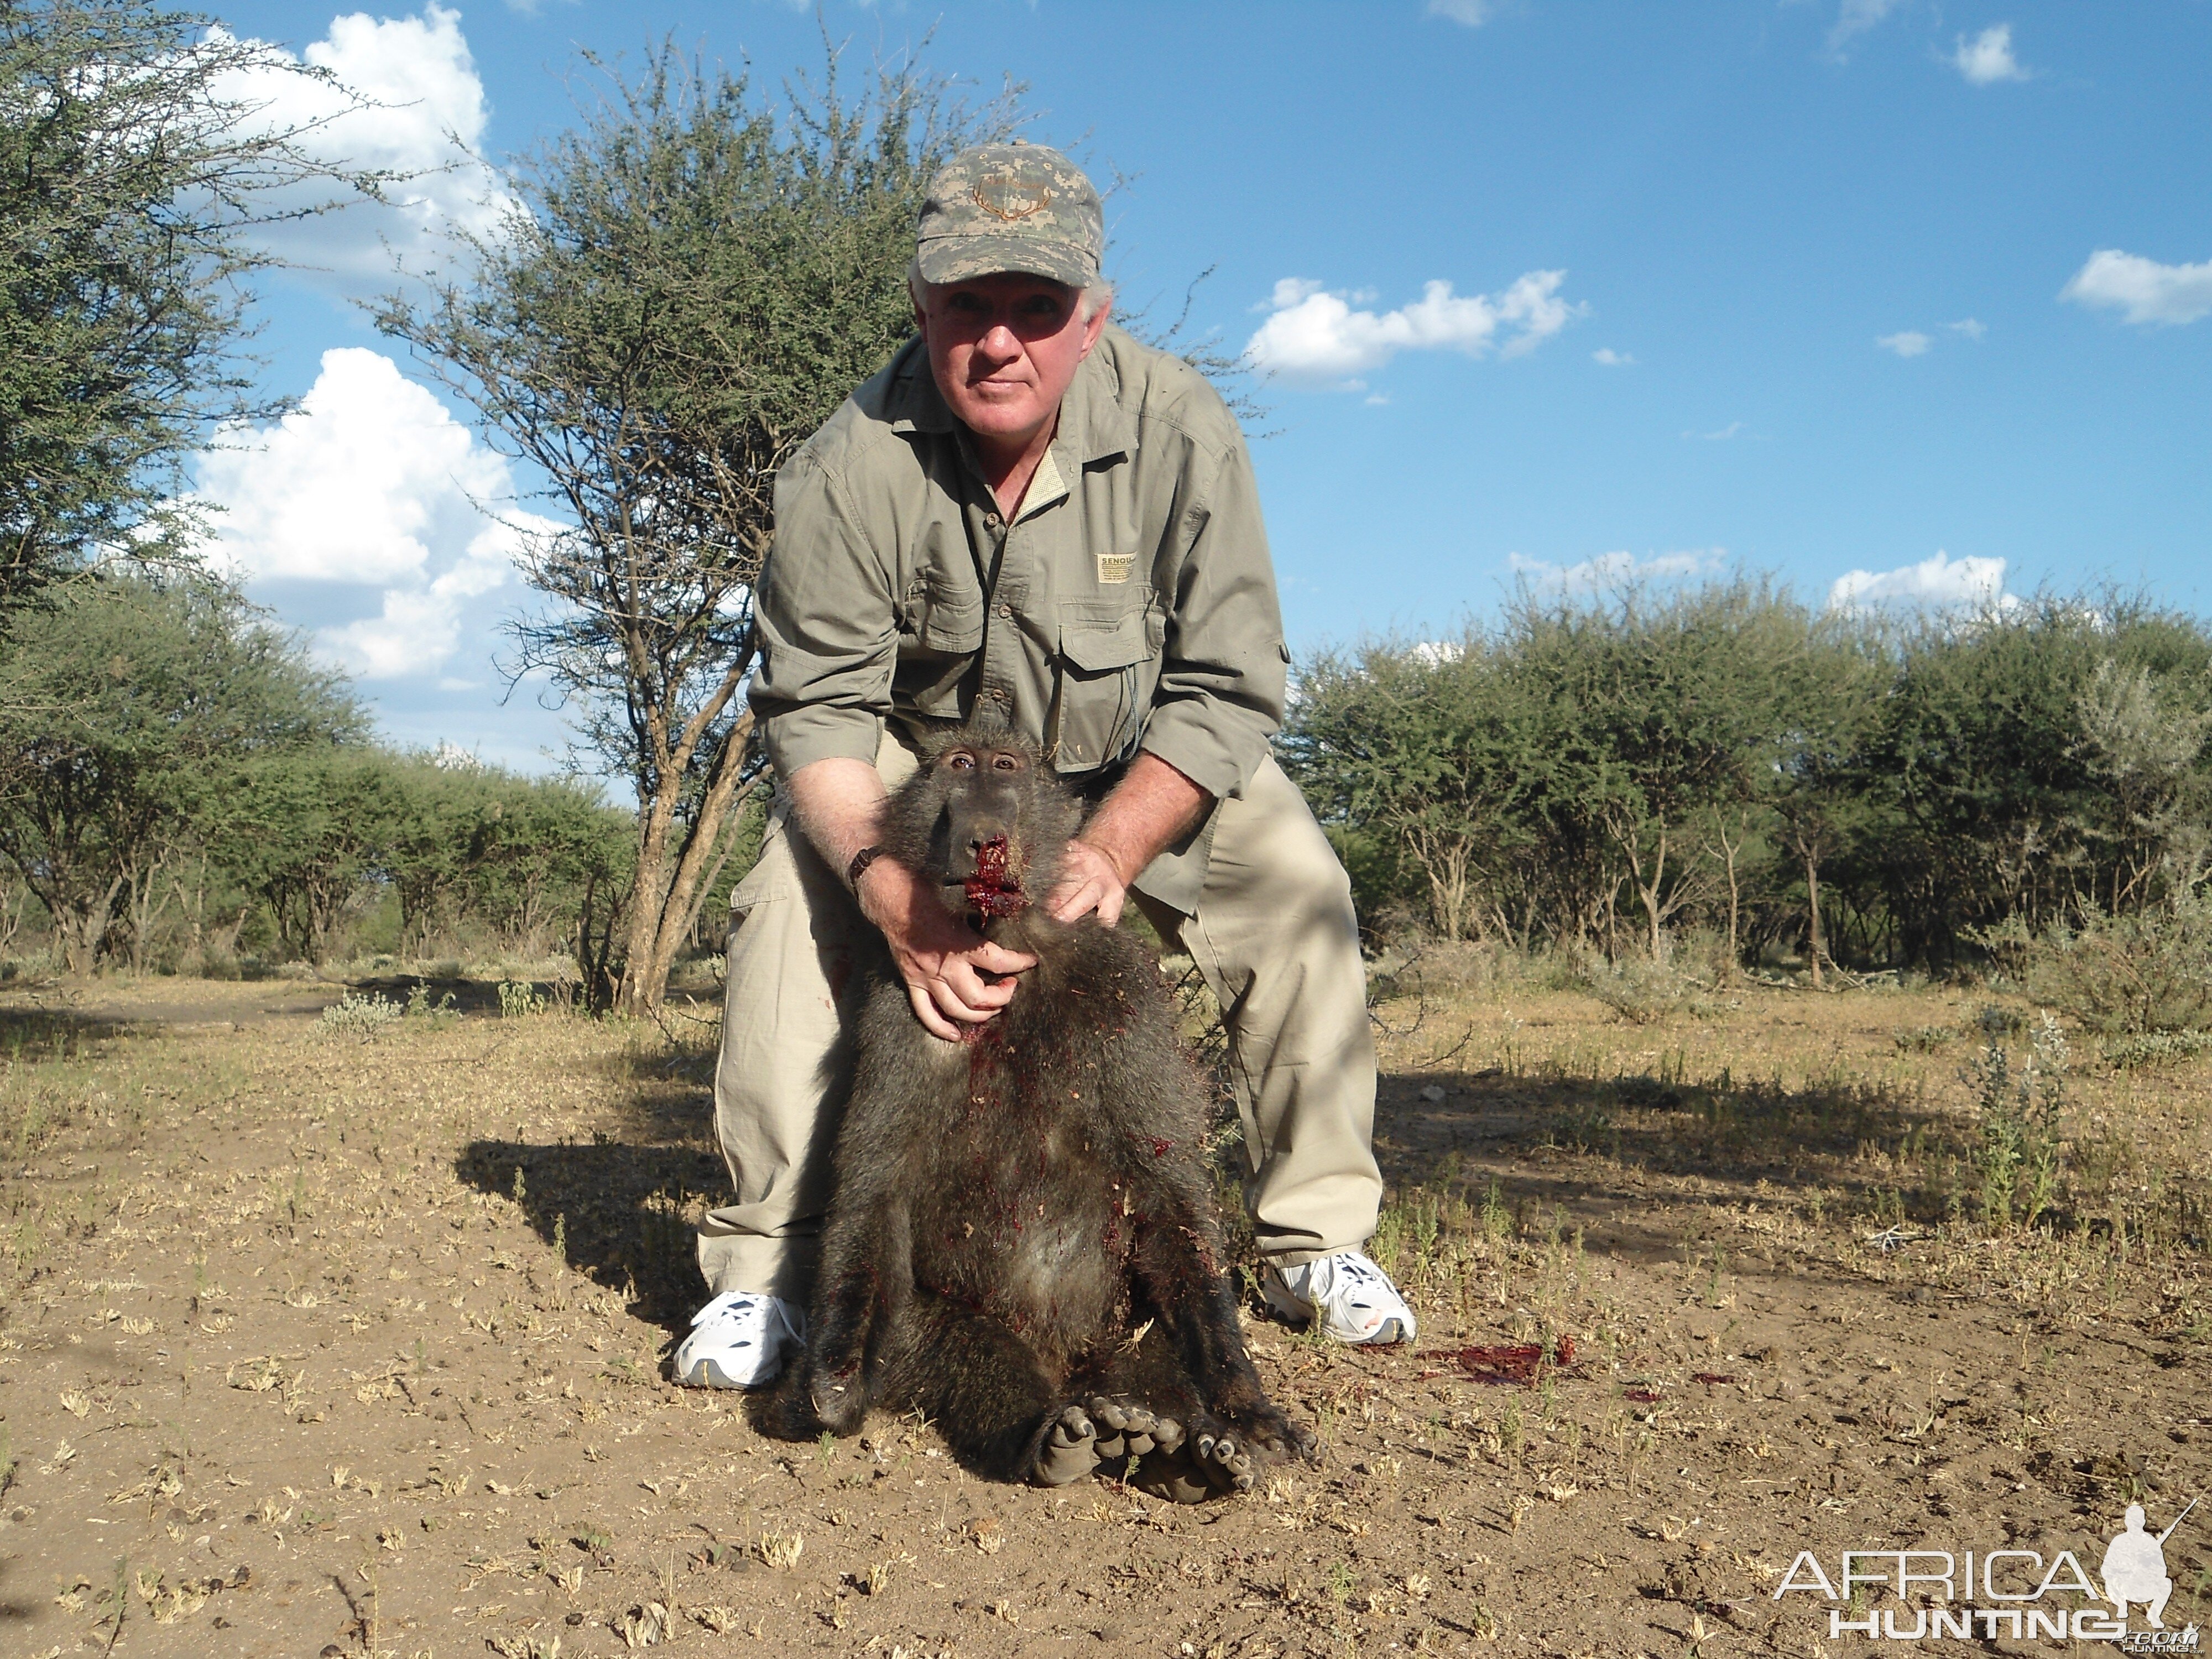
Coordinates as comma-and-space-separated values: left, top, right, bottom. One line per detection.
915, 141, 1103, 289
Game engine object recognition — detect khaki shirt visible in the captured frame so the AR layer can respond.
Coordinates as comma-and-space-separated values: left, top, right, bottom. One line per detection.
752, 325, 1288, 911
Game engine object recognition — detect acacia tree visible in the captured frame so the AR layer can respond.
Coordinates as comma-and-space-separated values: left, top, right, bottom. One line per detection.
379, 44, 1018, 1013
1510, 581, 1802, 961
1280, 633, 1525, 943
0, 577, 363, 970
0, 0, 384, 609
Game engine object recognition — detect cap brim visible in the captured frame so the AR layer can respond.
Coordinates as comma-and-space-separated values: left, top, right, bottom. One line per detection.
916, 233, 1095, 288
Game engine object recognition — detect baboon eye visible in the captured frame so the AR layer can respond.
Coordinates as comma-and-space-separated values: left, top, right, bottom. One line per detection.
992, 754, 1020, 772
946, 751, 975, 772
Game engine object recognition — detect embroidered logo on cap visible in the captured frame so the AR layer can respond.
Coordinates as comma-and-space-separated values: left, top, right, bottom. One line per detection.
973, 173, 1052, 221
1095, 553, 1135, 585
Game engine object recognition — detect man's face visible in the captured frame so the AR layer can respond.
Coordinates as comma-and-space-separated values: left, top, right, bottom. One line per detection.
914, 273, 1110, 458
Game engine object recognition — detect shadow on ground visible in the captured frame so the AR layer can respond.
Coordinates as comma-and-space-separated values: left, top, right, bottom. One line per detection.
0, 1006, 139, 1056
1370, 1062, 1959, 1269
457, 1136, 723, 1335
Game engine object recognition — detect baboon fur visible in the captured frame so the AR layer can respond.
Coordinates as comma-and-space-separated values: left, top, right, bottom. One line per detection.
763, 723, 1313, 1499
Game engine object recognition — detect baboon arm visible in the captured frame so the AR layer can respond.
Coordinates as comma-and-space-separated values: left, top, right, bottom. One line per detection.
802, 1191, 912, 1430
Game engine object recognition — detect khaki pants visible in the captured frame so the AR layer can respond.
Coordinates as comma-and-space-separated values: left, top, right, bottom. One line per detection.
696, 738, 1382, 1305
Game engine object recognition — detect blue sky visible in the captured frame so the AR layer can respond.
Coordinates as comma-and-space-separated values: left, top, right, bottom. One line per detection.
193, 1, 2212, 770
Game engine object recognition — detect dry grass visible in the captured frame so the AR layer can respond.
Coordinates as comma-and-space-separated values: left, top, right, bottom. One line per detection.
0, 971, 2206, 1657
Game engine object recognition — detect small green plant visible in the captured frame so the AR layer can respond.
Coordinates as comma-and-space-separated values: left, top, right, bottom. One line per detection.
317, 991, 403, 1040
405, 983, 460, 1025
1968, 1011, 2066, 1231
1891, 1024, 1954, 1053
1480, 1177, 1511, 1245
498, 980, 547, 1019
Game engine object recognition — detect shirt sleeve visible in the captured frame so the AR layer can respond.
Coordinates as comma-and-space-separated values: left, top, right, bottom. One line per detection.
1139, 431, 1288, 800
750, 451, 898, 777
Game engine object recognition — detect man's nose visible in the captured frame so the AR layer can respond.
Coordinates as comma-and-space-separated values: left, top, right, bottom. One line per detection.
976, 321, 1022, 359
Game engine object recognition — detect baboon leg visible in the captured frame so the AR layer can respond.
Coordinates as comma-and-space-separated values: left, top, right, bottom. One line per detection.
764, 1195, 910, 1440
883, 1294, 1067, 1484
1125, 1208, 1316, 1469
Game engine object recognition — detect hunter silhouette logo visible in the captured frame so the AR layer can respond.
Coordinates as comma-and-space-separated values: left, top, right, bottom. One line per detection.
1771, 1495, 2201, 1645
2104, 1499, 2196, 1630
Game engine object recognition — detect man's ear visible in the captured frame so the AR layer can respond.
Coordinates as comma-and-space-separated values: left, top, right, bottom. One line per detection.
912, 295, 930, 336
1078, 298, 1111, 359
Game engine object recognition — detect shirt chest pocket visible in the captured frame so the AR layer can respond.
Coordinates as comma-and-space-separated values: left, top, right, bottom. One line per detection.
1051, 602, 1162, 773
900, 571, 984, 654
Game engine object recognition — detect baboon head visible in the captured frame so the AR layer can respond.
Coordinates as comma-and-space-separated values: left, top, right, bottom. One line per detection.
882, 724, 1081, 934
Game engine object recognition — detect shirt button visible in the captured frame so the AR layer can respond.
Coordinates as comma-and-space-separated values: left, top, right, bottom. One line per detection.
996, 603, 1013, 619
989, 687, 1012, 705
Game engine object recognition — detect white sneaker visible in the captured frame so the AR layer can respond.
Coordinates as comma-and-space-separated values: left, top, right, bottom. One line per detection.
1262, 1251, 1417, 1345
673, 1291, 806, 1388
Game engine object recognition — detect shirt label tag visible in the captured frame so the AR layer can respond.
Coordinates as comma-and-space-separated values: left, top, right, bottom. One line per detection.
1095, 552, 1135, 585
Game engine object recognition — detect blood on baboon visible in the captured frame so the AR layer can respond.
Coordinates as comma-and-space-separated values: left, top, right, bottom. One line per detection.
763, 723, 1314, 1499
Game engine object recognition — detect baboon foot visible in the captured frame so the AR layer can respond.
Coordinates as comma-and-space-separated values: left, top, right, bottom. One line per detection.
1143, 1408, 1261, 1502
1084, 1394, 1186, 1462
1220, 1398, 1320, 1468
1029, 1404, 1103, 1487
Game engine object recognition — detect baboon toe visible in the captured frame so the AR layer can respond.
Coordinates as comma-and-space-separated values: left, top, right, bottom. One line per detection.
1030, 1405, 1100, 1486
1084, 1394, 1180, 1460
1222, 1402, 1317, 1465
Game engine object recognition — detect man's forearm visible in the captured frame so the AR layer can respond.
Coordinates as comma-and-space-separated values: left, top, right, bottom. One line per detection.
1081, 752, 1212, 884
785, 756, 890, 881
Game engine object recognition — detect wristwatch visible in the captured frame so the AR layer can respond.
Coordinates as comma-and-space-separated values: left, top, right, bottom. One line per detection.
847, 844, 886, 890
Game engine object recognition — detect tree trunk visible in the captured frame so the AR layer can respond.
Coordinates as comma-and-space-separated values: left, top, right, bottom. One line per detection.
56, 875, 125, 974
615, 709, 758, 1016
1805, 851, 1825, 989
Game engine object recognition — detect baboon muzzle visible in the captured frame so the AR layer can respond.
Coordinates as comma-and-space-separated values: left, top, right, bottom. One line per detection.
962, 833, 1026, 921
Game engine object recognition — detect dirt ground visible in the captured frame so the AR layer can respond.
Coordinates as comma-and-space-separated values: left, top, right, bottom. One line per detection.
2, 967, 2208, 1658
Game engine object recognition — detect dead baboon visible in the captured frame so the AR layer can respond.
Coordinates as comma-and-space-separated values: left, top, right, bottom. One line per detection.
763, 723, 1314, 1499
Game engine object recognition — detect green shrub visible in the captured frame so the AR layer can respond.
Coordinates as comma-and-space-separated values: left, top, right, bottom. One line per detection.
2103, 1030, 2212, 1070
318, 991, 402, 1040
1976, 895, 2212, 1035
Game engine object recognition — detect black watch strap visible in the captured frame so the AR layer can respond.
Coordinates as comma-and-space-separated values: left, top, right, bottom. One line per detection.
846, 844, 886, 890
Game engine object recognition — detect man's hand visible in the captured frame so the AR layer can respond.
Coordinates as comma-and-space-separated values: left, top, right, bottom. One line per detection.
787, 754, 1037, 1041
858, 854, 1037, 1042
1051, 838, 1134, 928
1049, 753, 1212, 927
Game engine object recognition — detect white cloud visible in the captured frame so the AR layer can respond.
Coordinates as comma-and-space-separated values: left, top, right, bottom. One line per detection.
1950, 23, 2028, 84
1827, 550, 2013, 613
196, 347, 554, 679
1510, 548, 1724, 594
2061, 249, 2212, 326
1683, 420, 1743, 441
1426, 0, 1496, 24
1948, 317, 1986, 340
220, 4, 509, 285
1244, 271, 1582, 382
1592, 347, 1635, 366
1828, 0, 1905, 55
315, 519, 525, 677
1877, 330, 1932, 357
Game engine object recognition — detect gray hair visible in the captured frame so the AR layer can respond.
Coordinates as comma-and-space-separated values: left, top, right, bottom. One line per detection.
907, 258, 1114, 323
